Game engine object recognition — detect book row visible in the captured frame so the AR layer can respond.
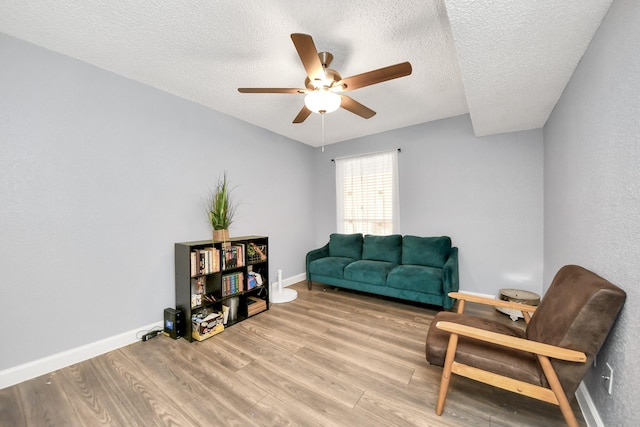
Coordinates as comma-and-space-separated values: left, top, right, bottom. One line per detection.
222, 272, 244, 297
190, 247, 220, 276
191, 272, 265, 309
190, 244, 250, 277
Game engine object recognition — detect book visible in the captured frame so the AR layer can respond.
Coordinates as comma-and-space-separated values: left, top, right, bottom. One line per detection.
222, 304, 230, 324
199, 249, 207, 275
222, 246, 238, 269
190, 251, 198, 277
204, 247, 219, 273
232, 243, 245, 267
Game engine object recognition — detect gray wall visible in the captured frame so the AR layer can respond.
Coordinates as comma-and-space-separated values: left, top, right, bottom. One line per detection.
312, 115, 544, 297
543, 0, 639, 425
0, 33, 316, 370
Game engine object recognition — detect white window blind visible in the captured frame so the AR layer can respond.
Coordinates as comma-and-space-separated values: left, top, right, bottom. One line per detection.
335, 150, 400, 235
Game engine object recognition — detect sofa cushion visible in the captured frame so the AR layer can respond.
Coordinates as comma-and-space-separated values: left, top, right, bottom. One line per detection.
344, 260, 397, 286
362, 234, 402, 264
402, 235, 451, 268
387, 265, 444, 294
309, 257, 355, 279
329, 233, 363, 259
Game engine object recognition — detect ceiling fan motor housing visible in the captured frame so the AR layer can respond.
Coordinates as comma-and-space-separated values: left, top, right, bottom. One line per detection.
305, 68, 342, 90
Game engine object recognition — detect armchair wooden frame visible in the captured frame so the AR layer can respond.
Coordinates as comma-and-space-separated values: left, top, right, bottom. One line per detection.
435, 292, 586, 427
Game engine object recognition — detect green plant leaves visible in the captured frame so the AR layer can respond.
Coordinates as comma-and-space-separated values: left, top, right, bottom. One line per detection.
206, 171, 236, 230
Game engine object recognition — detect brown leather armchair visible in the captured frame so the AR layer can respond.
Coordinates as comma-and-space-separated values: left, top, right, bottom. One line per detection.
425, 265, 626, 427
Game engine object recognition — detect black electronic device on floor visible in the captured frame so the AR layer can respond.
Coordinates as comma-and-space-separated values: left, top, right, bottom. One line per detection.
163, 308, 184, 339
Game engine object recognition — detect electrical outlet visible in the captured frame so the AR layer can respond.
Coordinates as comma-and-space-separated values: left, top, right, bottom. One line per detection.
603, 363, 614, 395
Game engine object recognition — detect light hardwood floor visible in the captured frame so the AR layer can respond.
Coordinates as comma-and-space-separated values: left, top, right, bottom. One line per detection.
0, 282, 585, 426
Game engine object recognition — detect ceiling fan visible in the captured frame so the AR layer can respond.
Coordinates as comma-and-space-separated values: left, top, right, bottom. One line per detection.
238, 33, 412, 124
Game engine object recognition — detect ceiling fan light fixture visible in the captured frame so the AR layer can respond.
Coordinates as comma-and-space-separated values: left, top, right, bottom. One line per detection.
311, 78, 326, 89
304, 90, 341, 114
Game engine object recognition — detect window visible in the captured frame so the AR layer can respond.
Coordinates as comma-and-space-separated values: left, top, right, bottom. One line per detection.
335, 150, 400, 235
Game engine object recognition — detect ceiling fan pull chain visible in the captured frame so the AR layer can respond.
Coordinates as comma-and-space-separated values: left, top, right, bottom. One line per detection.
321, 112, 325, 152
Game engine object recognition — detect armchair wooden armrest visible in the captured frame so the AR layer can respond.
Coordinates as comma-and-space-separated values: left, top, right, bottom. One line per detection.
448, 291, 538, 314
435, 321, 586, 363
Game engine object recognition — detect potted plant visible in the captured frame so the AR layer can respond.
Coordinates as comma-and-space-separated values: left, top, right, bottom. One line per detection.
206, 171, 237, 242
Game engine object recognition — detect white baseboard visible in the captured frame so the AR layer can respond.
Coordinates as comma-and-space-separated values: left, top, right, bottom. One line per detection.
576, 381, 603, 427
457, 290, 496, 299
271, 272, 306, 290
0, 320, 162, 390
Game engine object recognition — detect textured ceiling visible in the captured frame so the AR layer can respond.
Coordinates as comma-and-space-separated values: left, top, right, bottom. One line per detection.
0, 0, 612, 147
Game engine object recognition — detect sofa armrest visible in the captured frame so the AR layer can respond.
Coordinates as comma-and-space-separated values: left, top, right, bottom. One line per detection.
442, 247, 459, 309
306, 243, 330, 281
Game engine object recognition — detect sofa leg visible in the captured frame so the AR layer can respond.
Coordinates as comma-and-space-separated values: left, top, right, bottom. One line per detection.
307, 280, 312, 290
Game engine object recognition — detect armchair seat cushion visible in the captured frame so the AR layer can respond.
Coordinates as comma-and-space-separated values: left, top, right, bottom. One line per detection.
387, 265, 443, 295
426, 311, 544, 387
344, 260, 397, 286
308, 257, 355, 279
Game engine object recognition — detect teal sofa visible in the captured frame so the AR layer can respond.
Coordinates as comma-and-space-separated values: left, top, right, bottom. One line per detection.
306, 233, 459, 309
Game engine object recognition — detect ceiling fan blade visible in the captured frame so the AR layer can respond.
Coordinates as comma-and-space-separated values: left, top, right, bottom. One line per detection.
291, 33, 325, 84
238, 88, 305, 94
338, 62, 412, 92
293, 105, 312, 124
339, 95, 376, 119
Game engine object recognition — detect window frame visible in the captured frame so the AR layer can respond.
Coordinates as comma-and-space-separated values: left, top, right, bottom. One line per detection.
335, 150, 400, 235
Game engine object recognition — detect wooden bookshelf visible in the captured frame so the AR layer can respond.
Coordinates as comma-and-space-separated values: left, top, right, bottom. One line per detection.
175, 235, 269, 342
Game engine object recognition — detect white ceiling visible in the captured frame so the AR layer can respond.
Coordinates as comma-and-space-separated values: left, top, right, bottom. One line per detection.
0, 0, 612, 147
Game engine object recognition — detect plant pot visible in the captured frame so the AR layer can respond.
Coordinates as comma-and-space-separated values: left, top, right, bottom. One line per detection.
213, 229, 229, 242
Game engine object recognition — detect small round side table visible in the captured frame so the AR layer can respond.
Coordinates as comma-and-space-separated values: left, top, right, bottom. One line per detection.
496, 288, 540, 321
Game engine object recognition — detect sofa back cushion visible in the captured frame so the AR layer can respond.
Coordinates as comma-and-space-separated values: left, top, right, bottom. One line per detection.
362, 234, 402, 264
402, 235, 452, 268
329, 233, 363, 259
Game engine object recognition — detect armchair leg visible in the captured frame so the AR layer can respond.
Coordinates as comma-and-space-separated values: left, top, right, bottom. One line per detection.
436, 333, 459, 415
538, 355, 579, 427
307, 280, 312, 290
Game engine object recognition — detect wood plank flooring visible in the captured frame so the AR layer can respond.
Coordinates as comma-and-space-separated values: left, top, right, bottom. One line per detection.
0, 282, 585, 426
